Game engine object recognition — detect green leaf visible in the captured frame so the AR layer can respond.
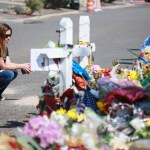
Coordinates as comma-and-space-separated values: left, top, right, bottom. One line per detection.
17, 136, 43, 150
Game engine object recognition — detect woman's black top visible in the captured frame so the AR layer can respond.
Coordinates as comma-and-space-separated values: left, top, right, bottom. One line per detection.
0, 48, 9, 63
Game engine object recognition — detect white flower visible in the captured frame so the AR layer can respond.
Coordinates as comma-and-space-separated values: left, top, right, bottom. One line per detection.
81, 133, 98, 150
50, 111, 69, 127
84, 108, 106, 133
71, 123, 83, 137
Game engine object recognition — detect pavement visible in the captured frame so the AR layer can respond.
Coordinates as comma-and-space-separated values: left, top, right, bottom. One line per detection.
0, 0, 138, 24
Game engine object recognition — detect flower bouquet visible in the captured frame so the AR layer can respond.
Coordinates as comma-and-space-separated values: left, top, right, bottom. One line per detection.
16, 108, 112, 150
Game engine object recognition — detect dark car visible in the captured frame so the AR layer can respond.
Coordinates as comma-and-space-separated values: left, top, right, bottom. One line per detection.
68, 0, 80, 10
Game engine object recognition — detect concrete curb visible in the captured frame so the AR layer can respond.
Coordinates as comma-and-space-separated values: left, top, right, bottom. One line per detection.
0, 10, 79, 24
22, 10, 79, 23
102, 2, 135, 9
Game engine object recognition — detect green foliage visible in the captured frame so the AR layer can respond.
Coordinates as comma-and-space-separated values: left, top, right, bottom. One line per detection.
42, 0, 69, 9
17, 136, 43, 150
136, 126, 150, 139
24, 0, 44, 13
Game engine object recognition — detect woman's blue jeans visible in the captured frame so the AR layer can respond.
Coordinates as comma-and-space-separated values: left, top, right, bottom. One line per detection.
0, 70, 18, 95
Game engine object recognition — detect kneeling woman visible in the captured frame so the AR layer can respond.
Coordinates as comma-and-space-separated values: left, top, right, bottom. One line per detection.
0, 23, 32, 101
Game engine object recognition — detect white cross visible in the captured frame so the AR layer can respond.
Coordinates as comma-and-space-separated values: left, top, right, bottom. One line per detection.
30, 16, 95, 95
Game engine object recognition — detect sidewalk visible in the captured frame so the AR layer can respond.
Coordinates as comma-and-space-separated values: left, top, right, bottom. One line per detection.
0, 0, 136, 24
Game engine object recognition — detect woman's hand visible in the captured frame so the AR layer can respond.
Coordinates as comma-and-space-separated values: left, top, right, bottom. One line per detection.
21, 63, 32, 74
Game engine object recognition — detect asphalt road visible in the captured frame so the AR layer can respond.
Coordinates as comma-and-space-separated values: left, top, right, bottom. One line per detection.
0, 3, 150, 135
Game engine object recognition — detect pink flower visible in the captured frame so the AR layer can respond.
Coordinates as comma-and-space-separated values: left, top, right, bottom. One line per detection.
39, 121, 64, 148
90, 65, 101, 72
23, 116, 46, 137
22, 116, 64, 149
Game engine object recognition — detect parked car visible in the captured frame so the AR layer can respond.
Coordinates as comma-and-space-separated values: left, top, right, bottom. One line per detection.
66, 0, 80, 10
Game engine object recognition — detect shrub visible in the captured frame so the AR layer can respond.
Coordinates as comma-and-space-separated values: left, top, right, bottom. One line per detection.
24, 0, 44, 15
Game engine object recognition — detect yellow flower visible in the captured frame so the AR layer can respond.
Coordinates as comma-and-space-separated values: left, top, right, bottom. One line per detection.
124, 70, 139, 80
66, 109, 78, 120
129, 71, 139, 79
56, 108, 66, 115
146, 119, 150, 126
97, 102, 108, 114
77, 113, 84, 122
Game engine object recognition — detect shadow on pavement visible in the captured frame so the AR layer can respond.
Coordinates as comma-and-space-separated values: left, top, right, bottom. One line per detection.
5, 98, 19, 100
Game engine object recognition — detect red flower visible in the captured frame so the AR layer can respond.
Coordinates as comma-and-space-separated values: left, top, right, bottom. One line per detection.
9, 140, 24, 150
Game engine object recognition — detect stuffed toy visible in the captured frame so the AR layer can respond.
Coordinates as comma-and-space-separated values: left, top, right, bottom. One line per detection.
36, 70, 60, 116
60, 87, 75, 110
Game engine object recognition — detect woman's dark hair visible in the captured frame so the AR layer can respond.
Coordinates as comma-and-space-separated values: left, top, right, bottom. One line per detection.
2, 23, 12, 35
0, 23, 12, 57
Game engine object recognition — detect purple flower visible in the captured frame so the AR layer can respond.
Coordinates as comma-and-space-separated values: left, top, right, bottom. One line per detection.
39, 121, 64, 148
23, 116, 47, 137
22, 116, 64, 149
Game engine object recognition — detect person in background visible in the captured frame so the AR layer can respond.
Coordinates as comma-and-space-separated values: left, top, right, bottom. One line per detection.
0, 23, 32, 101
